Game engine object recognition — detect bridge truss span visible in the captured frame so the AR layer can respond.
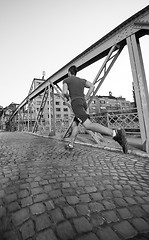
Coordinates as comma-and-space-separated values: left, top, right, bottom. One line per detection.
9, 5, 149, 152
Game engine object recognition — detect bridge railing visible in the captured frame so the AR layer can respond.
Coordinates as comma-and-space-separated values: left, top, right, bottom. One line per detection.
9, 108, 140, 135
90, 108, 140, 133
53, 108, 140, 135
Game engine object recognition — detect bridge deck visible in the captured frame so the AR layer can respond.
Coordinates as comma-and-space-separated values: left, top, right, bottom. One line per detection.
0, 131, 149, 239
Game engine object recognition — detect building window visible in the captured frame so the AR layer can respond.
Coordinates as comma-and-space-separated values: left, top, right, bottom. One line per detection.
63, 108, 68, 112
64, 114, 68, 119
56, 114, 61, 118
56, 101, 60, 105
56, 108, 61, 112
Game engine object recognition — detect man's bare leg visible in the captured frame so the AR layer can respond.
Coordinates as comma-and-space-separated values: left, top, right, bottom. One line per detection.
69, 121, 79, 147
65, 121, 79, 149
83, 118, 115, 136
83, 118, 128, 153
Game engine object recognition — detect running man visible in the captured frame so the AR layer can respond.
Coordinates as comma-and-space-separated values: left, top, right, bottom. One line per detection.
63, 65, 128, 153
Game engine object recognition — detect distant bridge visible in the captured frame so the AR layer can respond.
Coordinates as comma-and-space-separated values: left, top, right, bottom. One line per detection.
9, 6, 149, 152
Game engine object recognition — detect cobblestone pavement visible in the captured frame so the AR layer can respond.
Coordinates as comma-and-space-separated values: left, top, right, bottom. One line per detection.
0, 132, 149, 240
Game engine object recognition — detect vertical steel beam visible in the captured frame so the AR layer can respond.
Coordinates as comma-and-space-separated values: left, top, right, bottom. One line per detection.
18, 108, 23, 131
51, 86, 56, 135
30, 100, 33, 132
127, 34, 149, 152
48, 82, 52, 133
18, 110, 20, 131
27, 100, 30, 131
22, 107, 25, 131
14, 115, 17, 131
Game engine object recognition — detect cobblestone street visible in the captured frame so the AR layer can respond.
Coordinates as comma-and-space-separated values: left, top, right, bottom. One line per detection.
0, 132, 149, 240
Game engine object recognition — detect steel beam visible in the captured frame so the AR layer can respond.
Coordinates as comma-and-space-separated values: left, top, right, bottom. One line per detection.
32, 87, 49, 133
48, 84, 52, 133
51, 86, 56, 135
87, 44, 124, 107
134, 21, 149, 30
127, 34, 149, 152
27, 100, 30, 131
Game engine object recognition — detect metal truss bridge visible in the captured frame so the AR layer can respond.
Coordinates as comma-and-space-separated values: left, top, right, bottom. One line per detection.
9, 5, 149, 153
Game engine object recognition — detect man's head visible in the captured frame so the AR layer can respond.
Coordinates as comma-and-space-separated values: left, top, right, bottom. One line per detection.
68, 65, 77, 76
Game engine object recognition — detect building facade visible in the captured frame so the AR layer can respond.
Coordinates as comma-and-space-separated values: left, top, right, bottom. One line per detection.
89, 92, 132, 115
0, 103, 19, 130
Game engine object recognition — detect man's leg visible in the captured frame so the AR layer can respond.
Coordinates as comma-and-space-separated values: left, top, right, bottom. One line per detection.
83, 118, 114, 136
69, 121, 79, 147
83, 118, 128, 153
65, 121, 79, 149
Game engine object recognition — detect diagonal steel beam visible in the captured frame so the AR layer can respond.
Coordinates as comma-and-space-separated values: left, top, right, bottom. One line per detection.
87, 44, 124, 107
32, 87, 49, 133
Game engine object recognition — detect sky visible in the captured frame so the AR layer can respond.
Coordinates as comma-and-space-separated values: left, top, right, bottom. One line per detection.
0, 0, 149, 108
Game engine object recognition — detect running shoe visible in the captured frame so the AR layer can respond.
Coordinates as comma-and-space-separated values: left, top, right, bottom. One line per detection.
113, 129, 128, 154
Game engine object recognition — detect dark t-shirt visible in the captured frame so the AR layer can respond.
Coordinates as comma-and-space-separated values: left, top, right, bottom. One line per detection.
63, 76, 86, 101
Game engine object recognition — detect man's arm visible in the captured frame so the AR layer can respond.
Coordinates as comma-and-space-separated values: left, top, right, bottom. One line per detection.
85, 81, 95, 100
63, 82, 69, 101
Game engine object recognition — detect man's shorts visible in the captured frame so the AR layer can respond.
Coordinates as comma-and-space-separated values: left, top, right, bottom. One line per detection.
71, 98, 89, 124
